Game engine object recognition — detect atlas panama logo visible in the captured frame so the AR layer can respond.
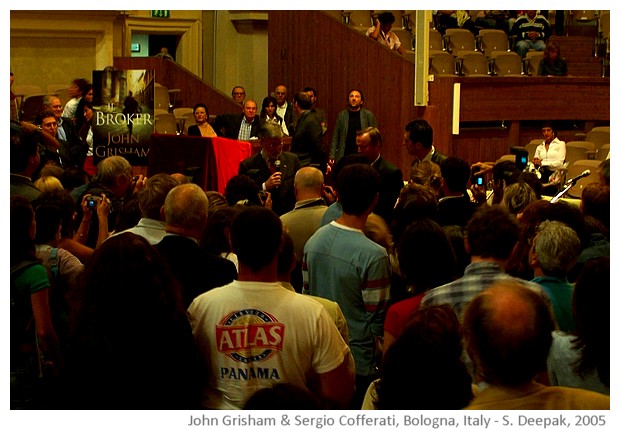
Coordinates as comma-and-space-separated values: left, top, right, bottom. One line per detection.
215, 309, 285, 363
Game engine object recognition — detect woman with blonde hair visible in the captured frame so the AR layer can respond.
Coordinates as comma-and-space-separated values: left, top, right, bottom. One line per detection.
410, 160, 443, 199
34, 175, 64, 193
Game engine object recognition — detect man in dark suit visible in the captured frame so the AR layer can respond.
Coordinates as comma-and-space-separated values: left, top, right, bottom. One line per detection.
45, 95, 85, 169
291, 92, 326, 173
355, 127, 403, 224
238, 122, 301, 215
155, 183, 237, 309
213, 99, 261, 140
404, 118, 447, 167
437, 156, 477, 227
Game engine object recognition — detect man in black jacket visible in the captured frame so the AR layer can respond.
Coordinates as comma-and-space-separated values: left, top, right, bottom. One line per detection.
291, 92, 325, 172
238, 122, 301, 215
213, 99, 261, 140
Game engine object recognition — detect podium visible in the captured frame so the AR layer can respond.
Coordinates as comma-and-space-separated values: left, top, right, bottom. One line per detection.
148, 134, 253, 193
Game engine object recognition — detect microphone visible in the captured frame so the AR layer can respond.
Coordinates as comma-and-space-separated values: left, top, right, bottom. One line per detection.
565, 169, 591, 185
274, 160, 282, 189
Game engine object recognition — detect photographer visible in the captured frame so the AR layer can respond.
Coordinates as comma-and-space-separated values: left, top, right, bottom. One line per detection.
75, 156, 145, 248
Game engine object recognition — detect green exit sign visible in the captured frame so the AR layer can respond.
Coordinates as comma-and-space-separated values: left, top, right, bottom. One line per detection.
151, 10, 170, 18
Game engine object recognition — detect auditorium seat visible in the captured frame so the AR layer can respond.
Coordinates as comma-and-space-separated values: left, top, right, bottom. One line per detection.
565, 141, 596, 165
173, 107, 194, 119
429, 50, 457, 75
565, 159, 601, 198
526, 141, 541, 161
476, 29, 510, 56
457, 51, 490, 76
343, 10, 372, 32
392, 28, 413, 51
585, 126, 610, 151
524, 51, 544, 75
324, 10, 344, 23
595, 144, 610, 160
429, 28, 445, 51
489, 51, 525, 76
402, 10, 416, 31
444, 28, 476, 56
154, 85, 171, 112
154, 113, 177, 134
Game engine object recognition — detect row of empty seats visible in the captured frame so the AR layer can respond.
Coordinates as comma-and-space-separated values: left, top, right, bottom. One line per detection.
325, 10, 417, 32
430, 49, 543, 77
154, 107, 198, 135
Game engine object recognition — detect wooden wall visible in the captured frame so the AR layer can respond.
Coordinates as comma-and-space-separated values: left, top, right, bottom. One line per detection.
268, 11, 417, 175
114, 57, 242, 117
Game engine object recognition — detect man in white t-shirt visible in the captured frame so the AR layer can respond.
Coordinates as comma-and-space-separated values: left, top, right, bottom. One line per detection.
188, 206, 354, 409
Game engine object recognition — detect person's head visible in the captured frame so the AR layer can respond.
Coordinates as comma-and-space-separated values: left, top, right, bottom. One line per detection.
192, 102, 209, 124
526, 10, 537, 19
410, 160, 442, 199
231, 86, 246, 105
293, 91, 312, 114
294, 166, 324, 200
231, 206, 283, 273
572, 256, 610, 386
10, 195, 36, 265
543, 41, 561, 63
261, 96, 278, 119
541, 121, 557, 144
355, 127, 382, 160
463, 281, 555, 386
443, 225, 470, 277
225, 174, 263, 207
83, 84, 94, 103
530, 220, 580, 278
68, 78, 89, 99
391, 183, 438, 244
138, 173, 179, 220
519, 199, 588, 252
33, 199, 64, 245
259, 122, 284, 160
35, 110, 58, 137
242, 99, 258, 122
492, 160, 521, 202
200, 205, 240, 256
377, 11, 396, 32
376, 305, 473, 410
274, 85, 288, 106
170, 172, 190, 184
517, 171, 544, 200
404, 119, 433, 159
336, 164, 380, 216
83, 102, 94, 124
501, 182, 537, 217
466, 205, 520, 261
163, 183, 209, 238
440, 156, 470, 194
347, 89, 364, 111
205, 191, 228, 213
46, 95, 63, 120
93, 155, 133, 197
581, 183, 610, 230
10, 122, 41, 176
597, 159, 609, 187
244, 382, 322, 410
398, 219, 457, 294
303, 86, 318, 107
34, 175, 64, 193
330, 154, 371, 191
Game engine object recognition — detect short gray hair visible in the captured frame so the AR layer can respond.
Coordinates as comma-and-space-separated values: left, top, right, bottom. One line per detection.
502, 182, 537, 215
93, 156, 132, 187
534, 220, 580, 277
259, 121, 284, 140
163, 183, 209, 229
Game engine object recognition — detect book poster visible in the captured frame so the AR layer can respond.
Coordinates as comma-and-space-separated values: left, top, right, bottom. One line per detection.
92, 69, 154, 166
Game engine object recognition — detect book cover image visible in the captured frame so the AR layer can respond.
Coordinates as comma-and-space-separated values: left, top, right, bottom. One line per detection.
92, 69, 154, 166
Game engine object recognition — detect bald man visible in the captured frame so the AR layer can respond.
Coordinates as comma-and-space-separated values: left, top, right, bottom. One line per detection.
463, 281, 609, 410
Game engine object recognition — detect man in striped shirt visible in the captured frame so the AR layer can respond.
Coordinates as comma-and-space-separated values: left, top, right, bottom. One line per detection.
303, 163, 390, 408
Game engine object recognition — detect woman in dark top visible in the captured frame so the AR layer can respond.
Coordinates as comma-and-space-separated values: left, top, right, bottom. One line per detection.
538, 41, 568, 76
187, 102, 217, 137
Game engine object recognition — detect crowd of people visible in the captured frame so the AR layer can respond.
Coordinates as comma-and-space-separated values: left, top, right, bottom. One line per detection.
10, 71, 610, 411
